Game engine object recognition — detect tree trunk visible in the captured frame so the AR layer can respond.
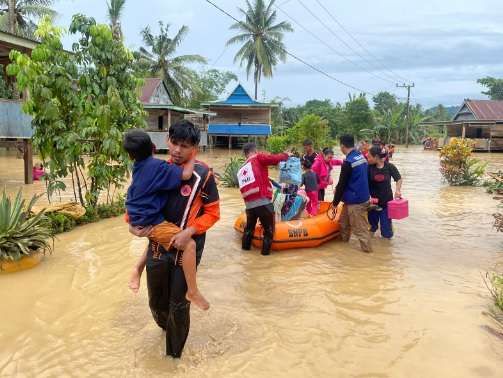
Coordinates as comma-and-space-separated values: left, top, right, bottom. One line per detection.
8, 0, 16, 34
254, 66, 259, 100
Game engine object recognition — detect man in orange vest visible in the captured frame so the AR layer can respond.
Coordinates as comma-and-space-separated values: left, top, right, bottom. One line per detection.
238, 142, 290, 255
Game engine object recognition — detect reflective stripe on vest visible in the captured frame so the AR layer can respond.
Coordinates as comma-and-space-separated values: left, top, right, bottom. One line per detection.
242, 187, 260, 198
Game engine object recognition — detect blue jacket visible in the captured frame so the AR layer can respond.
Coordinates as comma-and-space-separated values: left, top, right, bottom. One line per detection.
126, 157, 183, 226
342, 150, 370, 205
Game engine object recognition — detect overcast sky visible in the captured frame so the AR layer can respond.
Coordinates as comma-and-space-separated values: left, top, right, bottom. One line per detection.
54, 0, 503, 108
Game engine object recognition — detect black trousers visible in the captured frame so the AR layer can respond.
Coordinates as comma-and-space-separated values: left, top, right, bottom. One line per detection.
146, 236, 205, 358
242, 203, 275, 254
318, 189, 326, 201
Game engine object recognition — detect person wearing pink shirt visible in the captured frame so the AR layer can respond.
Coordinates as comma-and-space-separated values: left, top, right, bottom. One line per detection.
312, 147, 343, 201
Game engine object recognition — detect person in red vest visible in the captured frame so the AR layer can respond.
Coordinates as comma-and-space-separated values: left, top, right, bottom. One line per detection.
238, 142, 290, 255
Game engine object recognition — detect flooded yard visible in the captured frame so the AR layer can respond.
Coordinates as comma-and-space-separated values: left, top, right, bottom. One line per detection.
0, 146, 502, 377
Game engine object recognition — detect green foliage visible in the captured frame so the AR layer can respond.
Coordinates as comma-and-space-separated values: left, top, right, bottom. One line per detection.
343, 93, 375, 138
484, 171, 503, 195
266, 135, 289, 153
107, 0, 126, 39
8, 15, 145, 208
484, 271, 503, 322
0, 0, 56, 37
439, 138, 487, 186
477, 77, 503, 100
0, 189, 52, 261
424, 104, 451, 122
184, 69, 237, 108
222, 156, 245, 188
137, 22, 207, 105
287, 113, 331, 150
372, 91, 398, 116
227, 0, 293, 99
46, 212, 76, 234
0, 65, 14, 99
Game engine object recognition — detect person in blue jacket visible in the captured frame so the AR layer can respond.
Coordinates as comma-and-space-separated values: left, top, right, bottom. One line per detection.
332, 135, 372, 253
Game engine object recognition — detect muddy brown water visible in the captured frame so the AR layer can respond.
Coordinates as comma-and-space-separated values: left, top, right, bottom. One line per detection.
0, 147, 502, 377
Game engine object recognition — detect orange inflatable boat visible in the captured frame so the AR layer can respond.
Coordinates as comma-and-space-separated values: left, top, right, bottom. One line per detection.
234, 202, 343, 251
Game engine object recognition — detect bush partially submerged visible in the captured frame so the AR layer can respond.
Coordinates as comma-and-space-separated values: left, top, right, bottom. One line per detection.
483, 271, 503, 327
439, 138, 486, 186
222, 157, 245, 188
0, 190, 52, 261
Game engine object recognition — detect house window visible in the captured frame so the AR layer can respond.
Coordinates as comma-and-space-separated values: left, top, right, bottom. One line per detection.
158, 116, 164, 130
476, 128, 483, 138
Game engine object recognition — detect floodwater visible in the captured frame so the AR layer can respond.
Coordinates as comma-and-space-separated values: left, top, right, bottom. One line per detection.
0, 146, 502, 377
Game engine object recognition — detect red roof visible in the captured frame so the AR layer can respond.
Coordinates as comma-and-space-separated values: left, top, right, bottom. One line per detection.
465, 100, 503, 121
140, 78, 163, 103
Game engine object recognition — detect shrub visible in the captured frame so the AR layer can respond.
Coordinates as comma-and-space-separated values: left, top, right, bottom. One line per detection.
222, 157, 245, 188
46, 213, 77, 234
0, 190, 53, 261
439, 138, 487, 186
266, 135, 289, 154
484, 271, 503, 327
287, 114, 331, 150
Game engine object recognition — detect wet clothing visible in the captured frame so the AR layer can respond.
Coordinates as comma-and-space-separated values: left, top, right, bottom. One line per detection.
302, 171, 319, 193
332, 150, 370, 207
369, 207, 393, 239
126, 157, 183, 226
145, 161, 220, 358
318, 188, 326, 201
306, 190, 319, 216
368, 162, 401, 207
312, 155, 342, 191
238, 152, 288, 210
242, 203, 275, 255
339, 202, 372, 252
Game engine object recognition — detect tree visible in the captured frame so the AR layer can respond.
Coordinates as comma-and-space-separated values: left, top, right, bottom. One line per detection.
8, 15, 145, 207
477, 77, 503, 100
344, 94, 374, 138
106, 0, 126, 40
227, 0, 293, 99
0, 0, 56, 37
372, 91, 398, 116
288, 114, 330, 150
137, 22, 206, 105
425, 104, 451, 121
184, 69, 237, 108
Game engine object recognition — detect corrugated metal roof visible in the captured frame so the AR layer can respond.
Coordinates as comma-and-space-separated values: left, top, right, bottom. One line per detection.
203, 84, 273, 107
140, 78, 163, 103
465, 100, 503, 121
208, 123, 271, 136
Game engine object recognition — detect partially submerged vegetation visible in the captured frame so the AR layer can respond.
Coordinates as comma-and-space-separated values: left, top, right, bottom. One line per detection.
484, 171, 503, 232
439, 138, 486, 186
483, 270, 503, 328
222, 157, 245, 188
0, 190, 52, 261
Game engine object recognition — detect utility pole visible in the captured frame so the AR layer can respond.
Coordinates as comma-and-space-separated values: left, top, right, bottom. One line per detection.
396, 82, 415, 148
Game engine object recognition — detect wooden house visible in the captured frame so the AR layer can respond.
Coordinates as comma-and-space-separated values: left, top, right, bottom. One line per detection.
423, 99, 503, 151
0, 30, 38, 183
140, 78, 213, 150
202, 84, 274, 148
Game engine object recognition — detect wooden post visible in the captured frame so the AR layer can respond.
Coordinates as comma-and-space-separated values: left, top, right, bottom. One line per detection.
167, 110, 171, 130
228, 136, 232, 150
23, 139, 33, 185
462, 124, 466, 139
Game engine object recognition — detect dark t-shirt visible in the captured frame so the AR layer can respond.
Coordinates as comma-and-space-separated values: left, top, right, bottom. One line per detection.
302, 152, 318, 166
302, 171, 319, 192
368, 162, 401, 207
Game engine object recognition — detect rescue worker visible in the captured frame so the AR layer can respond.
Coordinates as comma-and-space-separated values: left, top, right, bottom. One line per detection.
128, 120, 220, 358
332, 134, 372, 253
238, 142, 290, 256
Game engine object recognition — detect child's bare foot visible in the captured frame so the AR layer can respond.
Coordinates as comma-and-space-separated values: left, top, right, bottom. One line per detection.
128, 268, 141, 294
186, 290, 210, 311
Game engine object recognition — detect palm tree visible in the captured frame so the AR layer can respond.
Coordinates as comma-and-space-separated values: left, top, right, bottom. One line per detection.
227, 0, 293, 99
106, 0, 125, 40
0, 0, 56, 36
137, 22, 207, 105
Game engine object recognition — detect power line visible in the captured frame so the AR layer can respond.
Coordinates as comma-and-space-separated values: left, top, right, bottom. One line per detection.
203, 0, 377, 96
314, 0, 410, 83
274, 3, 399, 87
297, 0, 398, 84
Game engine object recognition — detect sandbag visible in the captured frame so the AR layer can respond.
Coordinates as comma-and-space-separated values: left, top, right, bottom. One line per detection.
279, 157, 302, 185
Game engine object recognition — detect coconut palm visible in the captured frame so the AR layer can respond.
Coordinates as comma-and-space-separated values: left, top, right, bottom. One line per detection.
0, 0, 56, 37
137, 22, 207, 105
106, 0, 125, 40
227, 0, 293, 99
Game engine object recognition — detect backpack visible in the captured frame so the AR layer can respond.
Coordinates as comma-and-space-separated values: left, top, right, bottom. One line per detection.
279, 157, 302, 185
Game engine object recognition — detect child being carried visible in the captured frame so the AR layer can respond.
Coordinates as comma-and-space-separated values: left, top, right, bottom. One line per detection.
124, 130, 209, 311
